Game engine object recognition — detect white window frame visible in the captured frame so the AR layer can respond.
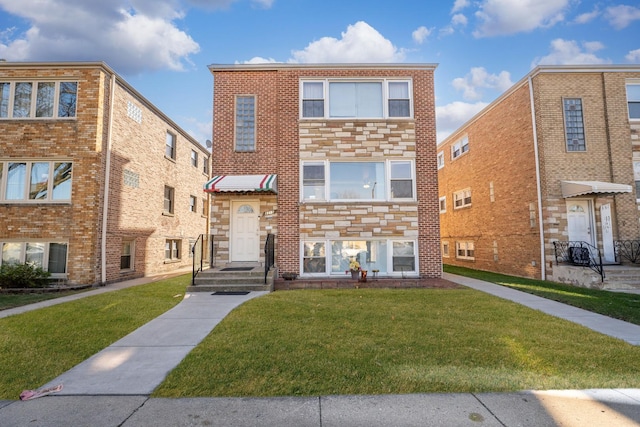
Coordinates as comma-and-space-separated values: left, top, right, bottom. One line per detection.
301, 159, 416, 202
165, 131, 176, 160
437, 151, 445, 169
189, 195, 197, 212
0, 160, 72, 203
190, 150, 198, 168
300, 78, 413, 119
165, 239, 181, 261
299, 238, 418, 277
163, 185, 175, 214
439, 196, 447, 213
0, 80, 77, 119
456, 241, 475, 260
0, 241, 68, 278
453, 188, 472, 209
451, 136, 469, 160
626, 82, 640, 120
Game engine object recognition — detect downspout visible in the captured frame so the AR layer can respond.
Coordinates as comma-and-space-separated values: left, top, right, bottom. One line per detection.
528, 76, 546, 280
101, 73, 116, 284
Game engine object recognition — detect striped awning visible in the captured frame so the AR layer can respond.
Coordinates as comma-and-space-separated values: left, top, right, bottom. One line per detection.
561, 180, 632, 198
204, 174, 277, 193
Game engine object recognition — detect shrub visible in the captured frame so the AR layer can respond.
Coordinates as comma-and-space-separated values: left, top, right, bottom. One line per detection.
0, 263, 51, 289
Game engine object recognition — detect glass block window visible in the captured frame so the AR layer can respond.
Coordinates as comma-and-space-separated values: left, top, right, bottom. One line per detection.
563, 98, 586, 152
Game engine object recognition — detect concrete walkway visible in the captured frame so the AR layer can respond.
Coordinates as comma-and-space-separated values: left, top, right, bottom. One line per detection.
1, 272, 640, 426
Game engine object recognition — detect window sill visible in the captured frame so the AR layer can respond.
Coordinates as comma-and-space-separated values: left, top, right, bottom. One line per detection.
164, 259, 181, 264
162, 212, 174, 217
164, 155, 176, 163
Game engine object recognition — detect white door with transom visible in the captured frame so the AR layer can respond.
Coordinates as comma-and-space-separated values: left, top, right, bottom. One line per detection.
566, 200, 595, 245
231, 200, 260, 262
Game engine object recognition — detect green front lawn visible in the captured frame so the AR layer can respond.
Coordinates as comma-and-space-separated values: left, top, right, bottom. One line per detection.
444, 265, 640, 325
154, 288, 640, 397
0, 275, 189, 400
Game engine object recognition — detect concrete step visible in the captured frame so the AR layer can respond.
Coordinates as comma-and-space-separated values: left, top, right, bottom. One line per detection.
187, 283, 272, 292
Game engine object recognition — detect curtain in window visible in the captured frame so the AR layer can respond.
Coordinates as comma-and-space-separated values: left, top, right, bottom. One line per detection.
329, 82, 382, 118
48, 243, 68, 273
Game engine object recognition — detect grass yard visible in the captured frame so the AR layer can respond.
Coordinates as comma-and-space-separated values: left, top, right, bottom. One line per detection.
0, 274, 189, 400
0, 289, 91, 311
444, 265, 640, 325
154, 288, 640, 398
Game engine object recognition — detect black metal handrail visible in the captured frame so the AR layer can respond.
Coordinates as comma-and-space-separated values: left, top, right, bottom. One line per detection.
614, 240, 640, 264
264, 233, 275, 284
192, 234, 215, 286
553, 241, 604, 282
192, 234, 204, 286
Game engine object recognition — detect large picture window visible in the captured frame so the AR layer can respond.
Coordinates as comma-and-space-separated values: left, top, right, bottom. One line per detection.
301, 239, 417, 276
301, 79, 412, 119
301, 160, 415, 202
0, 160, 72, 202
0, 81, 77, 119
0, 241, 68, 277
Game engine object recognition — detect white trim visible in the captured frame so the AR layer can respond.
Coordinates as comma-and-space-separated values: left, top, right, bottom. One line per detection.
101, 72, 116, 285
529, 76, 546, 280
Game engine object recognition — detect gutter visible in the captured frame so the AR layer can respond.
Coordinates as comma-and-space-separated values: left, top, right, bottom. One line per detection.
528, 76, 546, 280
101, 73, 116, 284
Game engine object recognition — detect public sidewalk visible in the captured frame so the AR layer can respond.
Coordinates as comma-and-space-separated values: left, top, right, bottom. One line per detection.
1, 272, 640, 426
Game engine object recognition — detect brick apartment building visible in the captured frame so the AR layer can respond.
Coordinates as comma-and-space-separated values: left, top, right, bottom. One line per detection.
438, 65, 640, 286
0, 62, 211, 286
206, 63, 442, 281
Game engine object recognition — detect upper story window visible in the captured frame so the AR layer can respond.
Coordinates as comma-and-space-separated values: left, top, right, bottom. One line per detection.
451, 136, 469, 160
0, 81, 77, 119
202, 157, 209, 175
163, 185, 174, 214
165, 132, 176, 160
301, 160, 415, 202
190, 150, 198, 168
563, 98, 586, 152
453, 188, 472, 209
127, 101, 142, 123
0, 160, 72, 203
627, 83, 640, 120
300, 79, 412, 119
235, 95, 255, 152
437, 151, 445, 169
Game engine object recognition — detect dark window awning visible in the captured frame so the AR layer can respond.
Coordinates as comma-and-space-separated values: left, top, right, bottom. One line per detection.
561, 180, 632, 198
204, 174, 277, 193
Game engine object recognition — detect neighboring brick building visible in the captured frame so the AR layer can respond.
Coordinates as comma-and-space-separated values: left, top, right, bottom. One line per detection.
206, 63, 441, 281
438, 65, 640, 285
0, 62, 210, 286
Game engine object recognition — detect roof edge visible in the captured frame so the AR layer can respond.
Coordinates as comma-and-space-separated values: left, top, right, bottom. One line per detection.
208, 62, 438, 72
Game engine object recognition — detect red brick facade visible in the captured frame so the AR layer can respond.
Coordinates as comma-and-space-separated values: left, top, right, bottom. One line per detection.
439, 65, 640, 281
209, 64, 441, 280
0, 62, 210, 286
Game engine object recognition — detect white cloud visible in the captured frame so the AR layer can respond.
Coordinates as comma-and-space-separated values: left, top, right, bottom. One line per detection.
436, 101, 488, 143
573, 8, 600, 24
473, 0, 570, 37
451, 13, 468, 26
0, 0, 201, 74
238, 56, 280, 64
412, 26, 433, 44
626, 49, 640, 63
451, 0, 470, 13
451, 67, 513, 101
532, 38, 611, 66
290, 21, 405, 63
604, 5, 640, 30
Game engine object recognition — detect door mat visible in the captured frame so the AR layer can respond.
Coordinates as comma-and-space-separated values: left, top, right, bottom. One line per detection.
212, 291, 251, 295
220, 267, 254, 271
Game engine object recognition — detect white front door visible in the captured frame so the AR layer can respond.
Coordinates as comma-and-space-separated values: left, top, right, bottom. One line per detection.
231, 201, 260, 262
600, 203, 615, 263
566, 200, 595, 245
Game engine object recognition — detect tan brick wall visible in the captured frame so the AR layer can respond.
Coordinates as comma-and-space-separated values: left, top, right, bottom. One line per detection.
439, 83, 542, 278
0, 63, 210, 285
439, 68, 640, 280
106, 83, 210, 283
210, 65, 440, 278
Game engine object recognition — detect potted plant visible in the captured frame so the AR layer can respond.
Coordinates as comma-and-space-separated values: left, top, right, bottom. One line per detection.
346, 259, 361, 280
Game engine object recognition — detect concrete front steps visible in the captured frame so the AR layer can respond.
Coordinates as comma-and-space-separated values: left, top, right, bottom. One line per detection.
551, 264, 640, 290
187, 263, 275, 293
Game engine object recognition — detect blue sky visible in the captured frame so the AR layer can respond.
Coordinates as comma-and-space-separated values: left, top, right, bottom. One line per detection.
0, 0, 639, 145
